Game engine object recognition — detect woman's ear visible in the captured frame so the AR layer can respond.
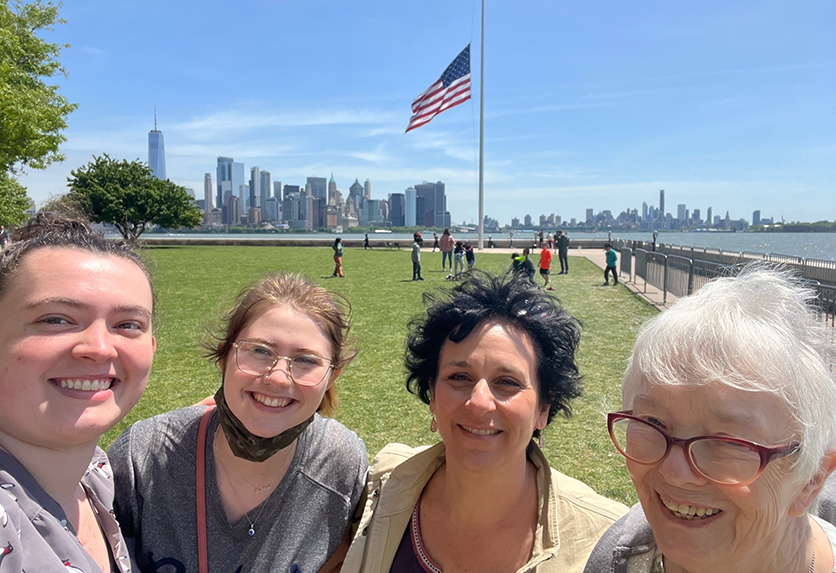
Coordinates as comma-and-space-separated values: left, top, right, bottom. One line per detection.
327, 368, 342, 390
789, 449, 836, 517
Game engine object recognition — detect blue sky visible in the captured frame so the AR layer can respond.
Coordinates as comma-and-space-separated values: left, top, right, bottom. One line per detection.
18, 0, 836, 224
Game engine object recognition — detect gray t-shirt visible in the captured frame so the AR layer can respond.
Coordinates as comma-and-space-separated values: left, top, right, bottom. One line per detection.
108, 407, 367, 573
0, 447, 132, 573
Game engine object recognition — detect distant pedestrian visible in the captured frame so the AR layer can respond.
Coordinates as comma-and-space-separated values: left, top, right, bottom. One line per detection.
603, 243, 618, 285
513, 248, 537, 287
464, 241, 475, 270
511, 252, 522, 273
364, 233, 371, 249
412, 238, 424, 281
556, 230, 570, 274
332, 237, 345, 277
432, 232, 439, 252
522, 248, 537, 286
439, 228, 454, 270
509, 231, 514, 248
453, 241, 465, 278
488, 235, 494, 248
539, 242, 554, 291
546, 232, 553, 250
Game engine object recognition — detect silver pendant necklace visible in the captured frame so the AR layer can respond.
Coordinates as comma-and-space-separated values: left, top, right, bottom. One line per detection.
214, 429, 295, 536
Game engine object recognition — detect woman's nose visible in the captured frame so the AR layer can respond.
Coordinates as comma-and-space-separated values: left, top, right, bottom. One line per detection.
466, 379, 496, 413
657, 445, 708, 487
72, 321, 118, 362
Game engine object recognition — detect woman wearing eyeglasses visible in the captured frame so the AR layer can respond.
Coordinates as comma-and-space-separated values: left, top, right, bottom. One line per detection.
584, 266, 836, 573
108, 273, 367, 573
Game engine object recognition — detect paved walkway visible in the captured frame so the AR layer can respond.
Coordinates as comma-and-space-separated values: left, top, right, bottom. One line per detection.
574, 249, 676, 311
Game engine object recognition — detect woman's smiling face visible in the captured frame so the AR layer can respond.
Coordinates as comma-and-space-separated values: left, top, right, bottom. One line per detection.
430, 320, 549, 475
626, 382, 813, 571
0, 248, 156, 450
221, 304, 335, 438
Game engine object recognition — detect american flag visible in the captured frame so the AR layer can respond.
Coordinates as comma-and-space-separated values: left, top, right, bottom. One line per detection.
405, 45, 472, 133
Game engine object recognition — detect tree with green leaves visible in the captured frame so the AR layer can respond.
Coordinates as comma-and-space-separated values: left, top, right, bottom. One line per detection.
66, 155, 203, 241
0, 0, 77, 225
0, 173, 31, 227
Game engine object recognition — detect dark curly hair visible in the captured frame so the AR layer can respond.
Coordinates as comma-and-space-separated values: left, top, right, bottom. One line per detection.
405, 270, 582, 430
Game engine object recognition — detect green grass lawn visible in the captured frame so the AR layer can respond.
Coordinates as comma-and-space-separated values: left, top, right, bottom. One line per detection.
105, 245, 657, 505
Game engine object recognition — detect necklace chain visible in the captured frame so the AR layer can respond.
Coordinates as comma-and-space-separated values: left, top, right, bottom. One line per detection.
213, 428, 294, 536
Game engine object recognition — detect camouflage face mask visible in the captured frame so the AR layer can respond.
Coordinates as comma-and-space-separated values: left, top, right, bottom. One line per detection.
213, 385, 314, 463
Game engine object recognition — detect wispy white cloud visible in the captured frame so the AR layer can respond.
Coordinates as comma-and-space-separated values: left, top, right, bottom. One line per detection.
80, 46, 106, 56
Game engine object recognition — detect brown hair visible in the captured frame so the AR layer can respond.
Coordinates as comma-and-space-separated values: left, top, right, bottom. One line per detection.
205, 273, 356, 416
0, 213, 154, 312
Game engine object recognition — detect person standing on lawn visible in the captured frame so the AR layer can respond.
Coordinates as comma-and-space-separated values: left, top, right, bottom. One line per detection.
439, 228, 454, 271
556, 230, 570, 274
452, 241, 465, 279
332, 238, 345, 278
603, 243, 618, 285
412, 238, 424, 281
539, 242, 555, 291
432, 232, 439, 252
464, 241, 475, 271
363, 233, 370, 250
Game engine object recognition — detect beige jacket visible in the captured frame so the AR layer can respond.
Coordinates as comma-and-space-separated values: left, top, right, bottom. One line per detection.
343, 442, 627, 573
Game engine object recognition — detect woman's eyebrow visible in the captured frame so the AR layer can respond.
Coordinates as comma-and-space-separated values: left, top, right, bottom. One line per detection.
25, 298, 152, 320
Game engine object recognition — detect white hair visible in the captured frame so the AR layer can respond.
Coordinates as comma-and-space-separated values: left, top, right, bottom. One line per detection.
622, 264, 836, 483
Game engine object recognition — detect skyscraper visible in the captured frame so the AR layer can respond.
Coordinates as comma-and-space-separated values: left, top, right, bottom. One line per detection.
405, 187, 417, 227
216, 157, 233, 208
307, 177, 327, 200
348, 178, 364, 214
363, 179, 371, 200
203, 173, 213, 214
260, 171, 271, 208
273, 181, 283, 201
389, 193, 405, 226
328, 174, 338, 204
415, 181, 449, 228
677, 204, 686, 222
232, 162, 245, 206
148, 110, 166, 180
249, 167, 261, 209
659, 190, 665, 221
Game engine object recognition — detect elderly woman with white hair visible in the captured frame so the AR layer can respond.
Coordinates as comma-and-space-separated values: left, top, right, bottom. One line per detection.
584, 266, 836, 573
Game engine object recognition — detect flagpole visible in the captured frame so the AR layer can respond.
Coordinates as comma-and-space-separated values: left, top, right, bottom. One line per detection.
477, 0, 485, 250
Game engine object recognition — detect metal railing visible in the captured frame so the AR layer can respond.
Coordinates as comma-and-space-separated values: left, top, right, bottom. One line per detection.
629, 249, 836, 326
619, 247, 632, 281
615, 239, 836, 287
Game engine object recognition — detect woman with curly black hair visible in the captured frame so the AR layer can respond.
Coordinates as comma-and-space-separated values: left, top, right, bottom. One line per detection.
344, 271, 626, 573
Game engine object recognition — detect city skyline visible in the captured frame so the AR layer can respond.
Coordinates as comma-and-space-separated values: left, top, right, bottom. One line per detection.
15, 1, 835, 224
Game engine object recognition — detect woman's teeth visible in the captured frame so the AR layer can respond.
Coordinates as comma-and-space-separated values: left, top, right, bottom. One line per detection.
59, 379, 112, 391
662, 497, 721, 520
253, 393, 290, 408
461, 425, 500, 435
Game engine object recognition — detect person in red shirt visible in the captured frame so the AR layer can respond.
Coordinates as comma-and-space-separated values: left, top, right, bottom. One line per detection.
539, 242, 555, 291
